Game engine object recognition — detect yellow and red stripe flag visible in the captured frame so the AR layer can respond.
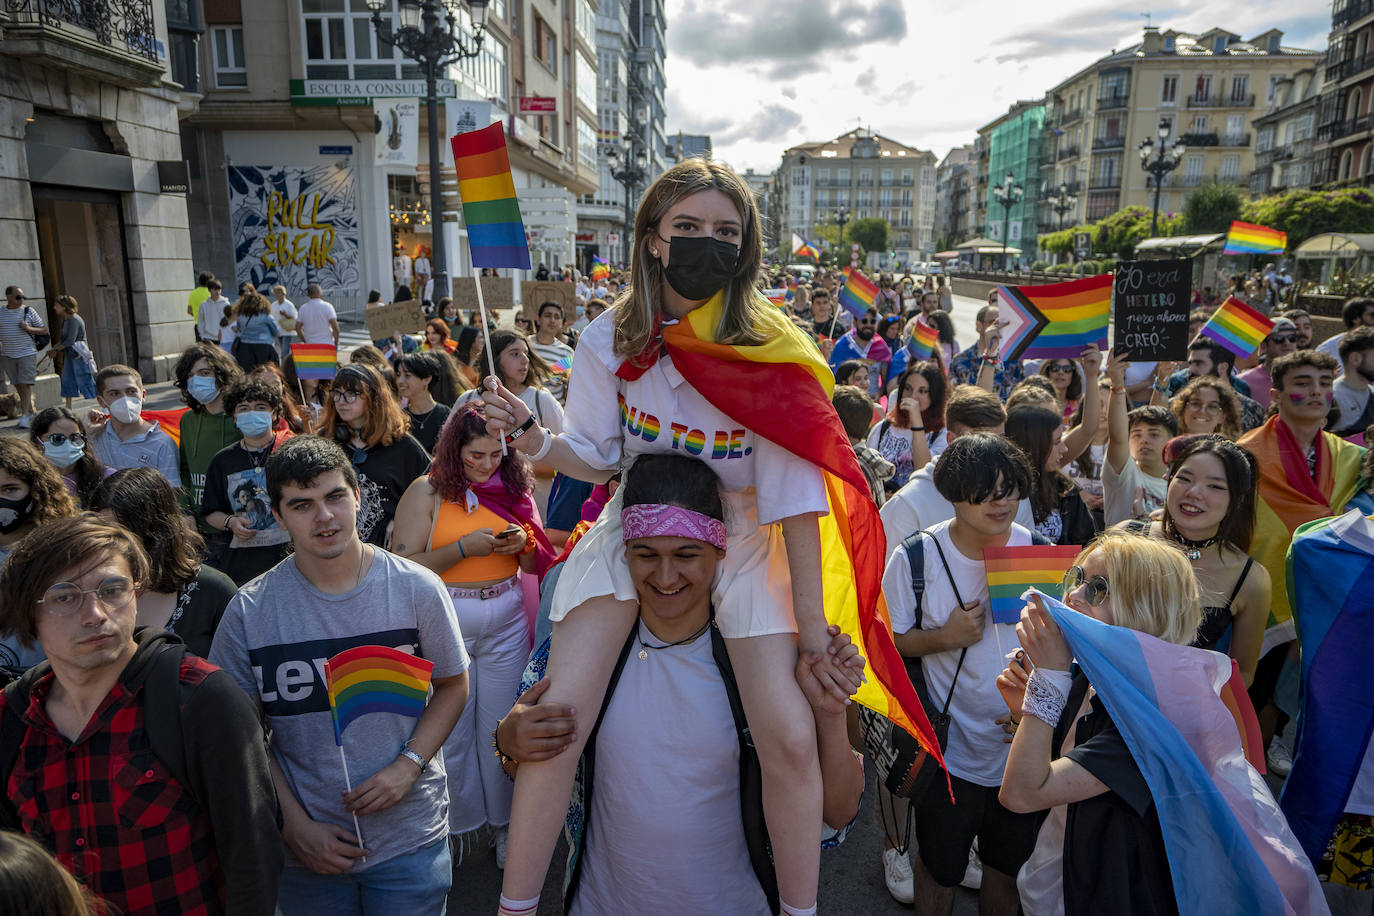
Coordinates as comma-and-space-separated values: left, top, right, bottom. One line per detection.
1222, 220, 1287, 255
624, 292, 941, 759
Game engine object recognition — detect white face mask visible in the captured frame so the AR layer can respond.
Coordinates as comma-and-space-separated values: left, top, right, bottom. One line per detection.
108, 395, 143, 424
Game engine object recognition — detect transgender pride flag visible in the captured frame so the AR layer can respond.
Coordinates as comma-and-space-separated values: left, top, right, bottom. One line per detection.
1034, 591, 1328, 915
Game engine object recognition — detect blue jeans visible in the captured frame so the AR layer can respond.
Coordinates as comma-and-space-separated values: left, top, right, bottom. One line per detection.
276, 837, 451, 915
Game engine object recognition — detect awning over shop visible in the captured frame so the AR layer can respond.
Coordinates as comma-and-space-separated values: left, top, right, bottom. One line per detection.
1294, 232, 1374, 259
955, 237, 1021, 255
1133, 233, 1225, 254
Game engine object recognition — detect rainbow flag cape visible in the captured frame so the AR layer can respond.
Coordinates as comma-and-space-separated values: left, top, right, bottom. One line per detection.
1036, 591, 1326, 915
997, 273, 1110, 361
1283, 509, 1374, 865
1198, 296, 1275, 359
983, 544, 1081, 624
791, 232, 820, 260
837, 268, 879, 318
323, 645, 434, 746
1237, 417, 1367, 635
450, 122, 532, 270
142, 408, 189, 448
1224, 220, 1287, 256
907, 320, 938, 361
290, 343, 338, 380
618, 292, 941, 761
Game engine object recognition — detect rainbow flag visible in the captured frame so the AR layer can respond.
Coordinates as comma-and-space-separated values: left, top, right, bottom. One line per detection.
450, 122, 531, 270
1284, 509, 1374, 865
1197, 296, 1275, 359
1037, 591, 1326, 914
323, 645, 434, 746
590, 262, 609, 281
791, 232, 820, 260
908, 320, 938, 361
290, 343, 338, 380
1223, 220, 1287, 255
983, 544, 1081, 624
550, 355, 572, 373
144, 408, 188, 447
617, 291, 942, 766
837, 267, 879, 318
997, 273, 1111, 361
763, 288, 787, 307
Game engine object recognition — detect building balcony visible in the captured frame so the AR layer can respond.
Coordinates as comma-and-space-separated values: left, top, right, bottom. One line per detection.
1318, 114, 1374, 142
1060, 106, 1083, 125
1057, 145, 1081, 161
1089, 174, 1121, 189
1220, 133, 1251, 147
1188, 93, 1257, 108
1096, 90, 1129, 110
0, 0, 163, 85
1335, 0, 1374, 29
1092, 135, 1125, 150
1332, 51, 1374, 83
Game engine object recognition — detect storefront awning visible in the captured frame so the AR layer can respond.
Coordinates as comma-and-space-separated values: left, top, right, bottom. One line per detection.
1133, 233, 1225, 254
1294, 232, 1374, 259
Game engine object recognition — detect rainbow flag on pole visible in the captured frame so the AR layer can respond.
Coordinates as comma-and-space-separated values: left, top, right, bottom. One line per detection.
323, 645, 435, 745
908, 320, 938, 361
1223, 220, 1287, 255
837, 267, 879, 318
997, 273, 1111, 361
1197, 296, 1275, 359
450, 122, 532, 270
290, 343, 338, 380
792, 232, 820, 260
983, 544, 1081, 624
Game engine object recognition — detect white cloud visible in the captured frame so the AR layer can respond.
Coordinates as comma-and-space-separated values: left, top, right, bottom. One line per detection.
663, 0, 1330, 173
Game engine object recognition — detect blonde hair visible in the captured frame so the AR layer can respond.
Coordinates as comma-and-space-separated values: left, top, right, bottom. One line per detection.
1074, 532, 1201, 646
612, 158, 770, 358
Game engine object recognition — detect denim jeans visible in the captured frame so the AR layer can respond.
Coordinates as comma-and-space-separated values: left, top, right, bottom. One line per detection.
276, 836, 451, 915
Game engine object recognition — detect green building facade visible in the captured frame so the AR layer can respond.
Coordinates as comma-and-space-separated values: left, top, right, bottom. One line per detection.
986, 103, 1047, 262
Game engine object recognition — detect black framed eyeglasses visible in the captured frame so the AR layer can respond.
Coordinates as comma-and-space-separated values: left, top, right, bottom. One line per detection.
41, 432, 86, 447
1062, 566, 1110, 607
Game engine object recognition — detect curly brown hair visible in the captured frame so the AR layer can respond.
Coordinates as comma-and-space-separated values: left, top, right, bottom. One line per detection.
1170, 376, 1241, 440
0, 438, 78, 531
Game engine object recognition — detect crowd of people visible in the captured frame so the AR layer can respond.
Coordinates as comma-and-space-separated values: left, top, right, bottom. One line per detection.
0, 155, 1371, 916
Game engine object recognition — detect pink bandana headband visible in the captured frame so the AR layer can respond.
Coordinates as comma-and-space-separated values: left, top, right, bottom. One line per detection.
621, 503, 727, 551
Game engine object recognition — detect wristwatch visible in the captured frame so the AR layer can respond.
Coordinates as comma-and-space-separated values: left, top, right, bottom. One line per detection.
399, 741, 428, 772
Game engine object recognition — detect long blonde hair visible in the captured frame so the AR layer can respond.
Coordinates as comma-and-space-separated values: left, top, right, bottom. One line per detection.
612, 158, 769, 358
1074, 533, 1202, 646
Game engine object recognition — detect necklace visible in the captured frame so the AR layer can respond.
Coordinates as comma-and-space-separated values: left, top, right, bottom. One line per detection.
1165, 518, 1221, 561
636, 619, 710, 660
355, 545, 370, 589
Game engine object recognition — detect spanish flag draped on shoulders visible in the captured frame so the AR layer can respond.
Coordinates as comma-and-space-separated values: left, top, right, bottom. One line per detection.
616, 291, 941, 755
1237, 415, 1368, 645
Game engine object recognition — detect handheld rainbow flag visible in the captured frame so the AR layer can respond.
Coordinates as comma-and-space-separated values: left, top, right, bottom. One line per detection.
908, 320, 938, 361
1223, 220, 1287, 255
763, 288, 787, 307
590, 262, 609, 281
450, 122, 531, 270
290, 343, 338, 380
837, 267, 879, 318
997, 273, 1111, 361
983, 544, 1081, 624
549, 355, 573, 373
1197, 296, 1275, 359
792, 232, 820, 260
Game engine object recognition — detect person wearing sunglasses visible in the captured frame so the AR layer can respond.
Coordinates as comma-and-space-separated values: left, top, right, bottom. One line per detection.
1036, 358, 1083, 421
1236, 317, 1301, 412
317, 363, 429, 548
828, 306, 892, 401
28, 407, 112, 508
0, 515, 284, 915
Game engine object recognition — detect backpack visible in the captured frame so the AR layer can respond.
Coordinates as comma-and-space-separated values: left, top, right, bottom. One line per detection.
0, 640, 196, 831
23, 307, 50, 350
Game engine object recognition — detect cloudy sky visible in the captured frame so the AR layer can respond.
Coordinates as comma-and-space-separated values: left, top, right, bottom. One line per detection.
663, 0, 1331, 174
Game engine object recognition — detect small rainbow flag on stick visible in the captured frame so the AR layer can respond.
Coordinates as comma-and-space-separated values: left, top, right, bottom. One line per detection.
983, 544, 1083, 624
290, 343, 338, 380
837, 267, 879, 318
997, 273, 1111, 361
451, 122, 531, 270
1223, 220, 1287, 255
792, 232, 820, 260
1197, 296, 1275, 359
908, 320, 938, 361
763, 288, 787, 307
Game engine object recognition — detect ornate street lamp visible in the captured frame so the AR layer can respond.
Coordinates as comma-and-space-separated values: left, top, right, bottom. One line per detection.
367, 0, 489, 299
606, 142, 648, 266
1043, 180, 1078, 231
1138, 118, 1187, 238
993, 172, 1024, 270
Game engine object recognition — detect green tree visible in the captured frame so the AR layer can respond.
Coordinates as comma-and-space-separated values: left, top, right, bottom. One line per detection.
847, 217, 889, 255
1183, 181, 1245, 234
1241, 187, 1374, 248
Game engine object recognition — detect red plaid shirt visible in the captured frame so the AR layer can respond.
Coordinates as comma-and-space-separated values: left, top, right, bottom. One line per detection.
2, 658, 225, 916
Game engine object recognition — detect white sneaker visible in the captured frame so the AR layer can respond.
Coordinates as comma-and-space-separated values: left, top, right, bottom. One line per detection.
16, 413, 32, 428
1266, 741, 1294, 777
492, 825, 508, 870
960, 841, 983, 890
882, 847, 914, 904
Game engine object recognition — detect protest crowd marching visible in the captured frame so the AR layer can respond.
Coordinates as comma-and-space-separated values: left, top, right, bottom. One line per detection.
2, 148, 1374, 916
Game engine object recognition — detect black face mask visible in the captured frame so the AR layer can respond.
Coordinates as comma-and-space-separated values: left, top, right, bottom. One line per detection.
0, 494, 33, 535
660, 235, 739, 302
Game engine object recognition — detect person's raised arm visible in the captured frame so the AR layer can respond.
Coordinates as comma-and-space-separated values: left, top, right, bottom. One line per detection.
1104, 350, 1131, 475
974, 321, 1003, 393
1060, 345, 1103, 460
481, 380, 616, 484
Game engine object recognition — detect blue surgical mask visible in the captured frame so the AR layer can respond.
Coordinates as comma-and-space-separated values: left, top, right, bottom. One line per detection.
42, 440, 85, 468
234, 410, 274, 439
575, 304, 585, 316
188, 376, 219, 404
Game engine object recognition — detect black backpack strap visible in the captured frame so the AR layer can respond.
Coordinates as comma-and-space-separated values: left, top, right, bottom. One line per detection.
899, 531, 927, 627
922, 531, 970, 714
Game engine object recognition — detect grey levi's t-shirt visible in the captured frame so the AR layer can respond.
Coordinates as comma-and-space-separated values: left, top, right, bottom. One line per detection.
209, 549, 469, 871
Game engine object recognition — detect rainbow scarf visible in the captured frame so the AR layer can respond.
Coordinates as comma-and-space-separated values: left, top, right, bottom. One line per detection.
1237, 417, 1367, 631
616, 293, 940, 755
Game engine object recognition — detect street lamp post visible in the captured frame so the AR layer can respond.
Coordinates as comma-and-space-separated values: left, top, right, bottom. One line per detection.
830, 208, 851, 240
992, 172, 1024, 270
1137, 119, 1186, 238
606, 142, 648, 266
1043, 181, 1078, 231
367, 0, 488, 301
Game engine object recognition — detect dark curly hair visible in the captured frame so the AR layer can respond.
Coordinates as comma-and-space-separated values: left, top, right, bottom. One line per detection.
173, 342, 243, 412
428, 405, 532, 503
0, 438, 78, 530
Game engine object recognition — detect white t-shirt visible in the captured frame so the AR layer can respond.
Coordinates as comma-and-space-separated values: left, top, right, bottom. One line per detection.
270, 298, 298, 338
197, 294, 229, 342
1333, 375, 1373, 431
1316, 333, 1345, 360
571, 622, 769, 916
393, 254, 412, 286
297, 297, 338, 344
883, 519, 1028, 787
879, 457, 1035, 558
413, 256, 431, 279
1101, 455, 1167, 527
531, 336, 575, 402
559, 311, 827, 526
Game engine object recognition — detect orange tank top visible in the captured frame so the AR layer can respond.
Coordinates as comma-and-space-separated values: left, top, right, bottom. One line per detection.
431, 498, 520, 583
